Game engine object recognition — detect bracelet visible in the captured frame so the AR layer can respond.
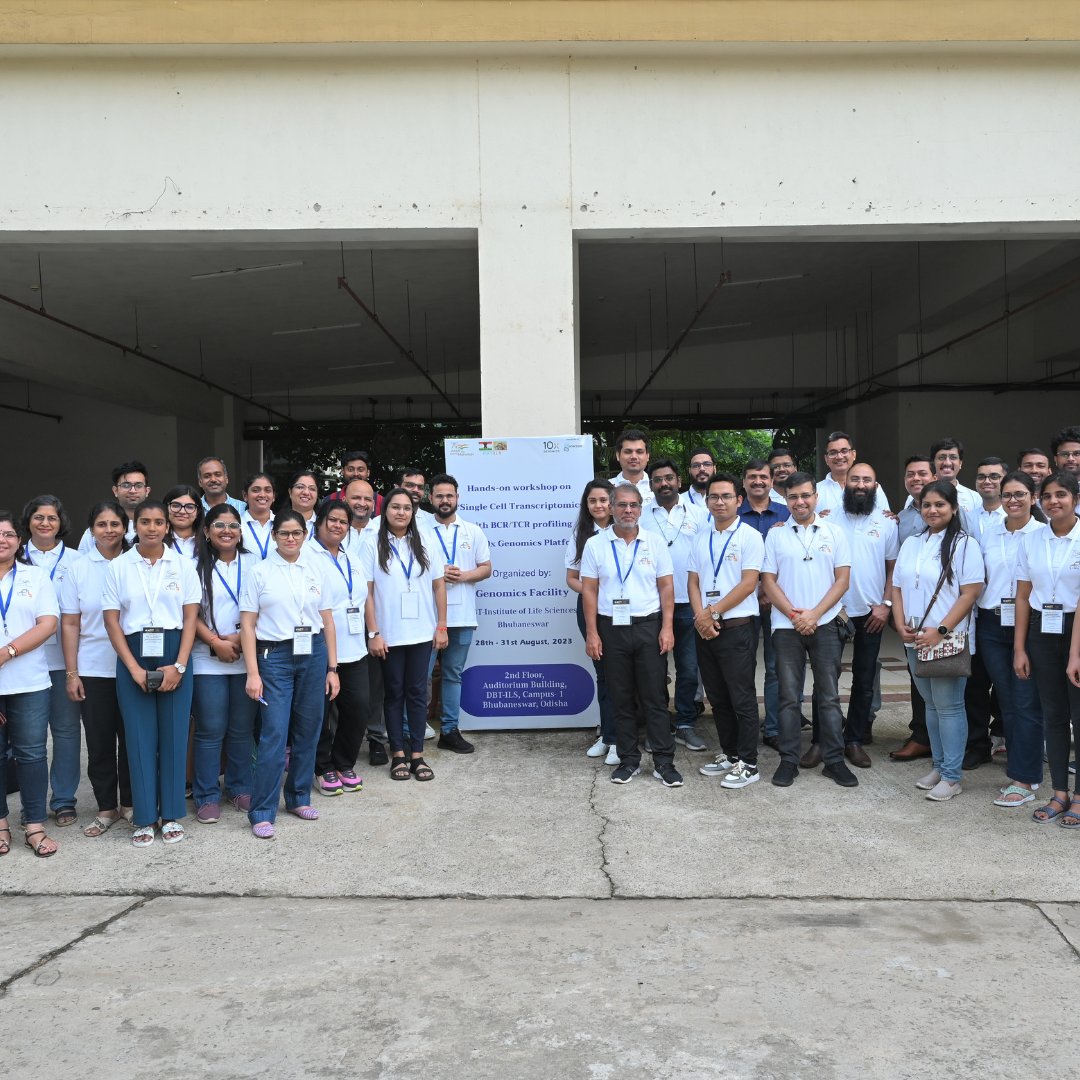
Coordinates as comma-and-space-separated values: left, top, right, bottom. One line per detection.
437, 626, 447, 632
65, 670, 79, 679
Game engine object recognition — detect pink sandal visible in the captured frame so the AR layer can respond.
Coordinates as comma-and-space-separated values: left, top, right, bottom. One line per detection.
287, 806, 320, 821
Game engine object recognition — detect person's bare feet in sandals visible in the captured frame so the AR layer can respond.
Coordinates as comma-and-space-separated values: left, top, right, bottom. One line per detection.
390, 755, 412, 781
83, 810, 121, 838
23, 826, 58, 858
409, 755, 434, 781
0, 817, 10, 856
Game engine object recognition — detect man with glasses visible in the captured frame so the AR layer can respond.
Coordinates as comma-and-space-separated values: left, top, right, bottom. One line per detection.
77, 460, 150, 552
1050, 426, 1080, 477
815, 431, 890, 516
196, 457, 245, 513
971, 457, 1008, 538
762, 473, 857, 788
680, 446, 716, 519
581, 484, 681, 787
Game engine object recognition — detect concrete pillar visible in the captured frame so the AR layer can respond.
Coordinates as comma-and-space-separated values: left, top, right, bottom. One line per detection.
477, 58, 579, 437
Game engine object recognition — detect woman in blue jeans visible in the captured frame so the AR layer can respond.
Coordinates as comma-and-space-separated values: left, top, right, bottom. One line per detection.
892, 481, 984, 803
239, 509, 339, 839
977, 472, 1046, 808
0, 509, 61, 857
191, 503, 258, 823
565, 479, 617, 763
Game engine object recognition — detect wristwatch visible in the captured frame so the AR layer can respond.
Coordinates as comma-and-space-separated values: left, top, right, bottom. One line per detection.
882, 600, 893, 608
5, 645, 16, 660
368, 630, 381, 640
937, 624, 949, 636
173, 662, 187, 674
710, 609, 722, 623
328, 666, 339, 674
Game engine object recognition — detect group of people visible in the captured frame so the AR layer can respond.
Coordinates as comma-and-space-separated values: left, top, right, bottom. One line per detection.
0, 451, 491, 853
566, 426, 1080, 824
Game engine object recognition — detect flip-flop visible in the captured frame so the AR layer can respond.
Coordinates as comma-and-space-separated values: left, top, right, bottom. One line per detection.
1033, 795, 1070, 824
993, 785, 1036, 808
131, 824, 155, 847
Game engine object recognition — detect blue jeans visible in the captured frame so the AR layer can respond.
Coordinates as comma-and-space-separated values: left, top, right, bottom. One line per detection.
430, 626, 473, 732
906, 651, 967, 784
0, 688, 51, 824
576, 593, 616, 743
192, 672, 258, 806
977, 610, 1043, 785
47, 668, 83, 813
754, 606, 780, 736
774, 621, 845, 766
671, 603, 700, 729
251, 635, 327, 825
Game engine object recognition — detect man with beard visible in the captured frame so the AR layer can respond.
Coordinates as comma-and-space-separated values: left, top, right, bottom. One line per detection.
426, 473, 492, 754
679, 446, 716, 521
610, 428, 654, 508
341, 478, 377, 556
802, 463, 897, 769
77, 459, 149, 552
1051, 425, 1080, 477
768, 447, 797, 506
196, 456, 246, 512
1017, 448, 1052, 485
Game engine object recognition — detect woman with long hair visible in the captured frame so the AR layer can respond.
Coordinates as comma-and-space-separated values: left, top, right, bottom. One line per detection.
241, 472, 276, 560
20, 494, 82, 827
59, 500, 132, 836
362, 488, 447, 781
892, 480, 984, 802
565, 479, 617, 763
190, 503, 258, 823
287, 472, 320, 541
162, 484, 205, 560
1017, 472, 1080, 826
978, 471, 1046, 808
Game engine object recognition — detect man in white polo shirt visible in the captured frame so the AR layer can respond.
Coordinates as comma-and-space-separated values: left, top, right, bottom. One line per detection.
815, 431, 890, 516
688, 472, 765, 788
427, 473, 492, 754
609, 428, 654, 508
341, 479, 378, 557
762, 472, 856, 789
679, 446, 716, 520
582, 484, 680, 787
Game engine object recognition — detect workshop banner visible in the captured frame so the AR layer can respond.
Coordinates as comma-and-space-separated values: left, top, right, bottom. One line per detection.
445, 435, 599, 730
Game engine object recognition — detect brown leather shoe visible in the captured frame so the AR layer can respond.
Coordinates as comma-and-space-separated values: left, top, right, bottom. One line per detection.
889, 738, 932, 761
799, 743, 823, 769
845, 742, 872, 768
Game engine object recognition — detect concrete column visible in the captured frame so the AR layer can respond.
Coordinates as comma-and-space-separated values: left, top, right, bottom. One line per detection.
477, 58, 579, 437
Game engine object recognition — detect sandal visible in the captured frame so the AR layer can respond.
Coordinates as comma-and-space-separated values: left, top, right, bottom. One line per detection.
993, 784, 1036, 808
1033, 794, 1070, 824
160, 821, 185, 844
390, 757, 412, 781
53, 808, 77, 828
287, 805, 319, 821
23, 827, 58, 858
1059, 797, 1080, 830
131, 824, 155, 847
84, 813, 120, 838
0, 826, 10, 856
252, 822, 275, 839
409, 757, 434, 782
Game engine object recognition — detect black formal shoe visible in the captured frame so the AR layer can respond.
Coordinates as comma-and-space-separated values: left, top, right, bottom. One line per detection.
368, 741, 389, 767
800, 714, 812, 729
437, 729, 475, 754
800, 743, 823, 769
762, 735, 781, 752
962, 748, 992, 771
844, 742, 872, 769
889, 739, 932, 761
822, 761, 860, 787
772, 761, 799, 787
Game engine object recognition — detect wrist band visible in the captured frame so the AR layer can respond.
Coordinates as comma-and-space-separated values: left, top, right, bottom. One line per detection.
437, 626, 447, 632
65, 670, 79, 679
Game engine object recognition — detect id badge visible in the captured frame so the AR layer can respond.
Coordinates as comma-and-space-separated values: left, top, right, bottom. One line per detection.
293, 625, 313, 655
1042, 603, 1064, 635
446, 582, 463, 606
141, 626, 164, 658
347, 607, 363, 636
401, 591, 420, 620
612, 598, 631, 626
999, 598, 1016, 628
706, 590, 722, 602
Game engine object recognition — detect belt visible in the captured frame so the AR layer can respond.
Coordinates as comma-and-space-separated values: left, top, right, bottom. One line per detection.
598, 612, 660, 625
718, 616, 754, 629
256, 632, 324, 651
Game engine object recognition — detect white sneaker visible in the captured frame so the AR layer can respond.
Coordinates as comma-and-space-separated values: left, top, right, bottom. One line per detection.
424, 724, 437, 741
605, 745, 621, 766
925, 779, 962, 802
720, 761, 760, 788
915, 770, 941, 790
698, 753, 739, 778
586, 736, 607, 758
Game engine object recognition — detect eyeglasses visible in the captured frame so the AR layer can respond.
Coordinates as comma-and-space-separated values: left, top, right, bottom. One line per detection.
1057, 451, 1080, 460
276, 530, 306, 540
975, 474, 1004, 483
706, 493, 738, 503
613, 502, 641, 510
1001, 492, 1030, 502
291, 485, 318, 494
825, 448, 852, 458
0, 531, 19, 541
169, 502, 198, 513
209, 522, 240, 531
116, 481, 147, 491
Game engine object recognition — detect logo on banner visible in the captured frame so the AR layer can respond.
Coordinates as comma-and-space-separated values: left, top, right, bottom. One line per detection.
448, 441, 472, 457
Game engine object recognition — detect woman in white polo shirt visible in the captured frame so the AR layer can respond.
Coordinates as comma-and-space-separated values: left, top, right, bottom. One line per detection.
1017, 471, 1080, 826
242, 472, 276, 561
0, 508, 61, 857
162, 484, 204, 560
286, 472, 320, 541
190, 503, 259, 824
239, 509, 339, 839
102, 499, 201, 847
20, 494, 82, 827
59, 499, 132, 837
363, 488, 447, 781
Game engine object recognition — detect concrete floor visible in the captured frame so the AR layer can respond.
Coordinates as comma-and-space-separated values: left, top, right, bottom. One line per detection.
2, 653, 1077, 1077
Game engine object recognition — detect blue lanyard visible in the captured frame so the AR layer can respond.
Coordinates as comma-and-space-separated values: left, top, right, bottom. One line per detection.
709, 523, 740, 587
246, 521, 270, 560
435, 524, 458, 565
390, 540, 415, 584
28, 542, 65, 581
610, 539, 641, 590
318, 542, 354, 599
213, 557, 242, 610
0, 567, 14, 633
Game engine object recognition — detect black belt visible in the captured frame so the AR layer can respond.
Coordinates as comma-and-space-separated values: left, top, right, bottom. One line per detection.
256, 633, 324, 651
719, 616, 755, 629
598, 612, 660, 625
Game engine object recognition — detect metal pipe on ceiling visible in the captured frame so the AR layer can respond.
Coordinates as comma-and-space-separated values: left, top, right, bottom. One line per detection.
0, 400, 61, 423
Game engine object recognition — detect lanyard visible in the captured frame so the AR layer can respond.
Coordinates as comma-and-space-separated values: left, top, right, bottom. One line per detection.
135, 555, 167, 621
0, 567, 14, 634
610, 538, 640, 594
1043, 528, 1080, 603
213, 556, 242, 613
686, 489, 700, 505
280, 558, 308, 623
390, 538, 415, 589
28, 542, 65, 581
246, 520, 270, 559
435, 523, 458, 565
650, 505, 685, 547
318, 542, 354, 600
708, 523, 739, 588
793, 523, 818, 561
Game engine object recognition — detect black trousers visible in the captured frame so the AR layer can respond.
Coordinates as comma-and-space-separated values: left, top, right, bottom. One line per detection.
598, 614, 676, 769
963, 645, 1001, 756
81, 676, 132, 811
316, 656, 371, 773
695, 620, 758, 765
907, 673, 928, 744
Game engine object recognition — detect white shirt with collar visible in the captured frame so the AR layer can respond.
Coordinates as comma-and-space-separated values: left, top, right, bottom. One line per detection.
979, 516, 1045, 610
241, 512, 274, 561
640, 501, 705, 604
815, 474, 891, 516
1016, 518, 1080, 613
894, 530, 985, 633
580, 527, 674, 618
678, 488, 712, 524
831, 510, 899, 618
611, 473, 655, 509
341, 520, 377, 558
369, 508, 436, 537
564, 524, 610, 571
0, 562, 59, 695
429, 516, 491, 629
360, 534, 445, 648
762, 516, 852, 631
770, 488, 788, 506
78, 519, 137, 554
240, 547, 331, 642
687, 518, 764, 619
310, 543, 367, 664
971, 504, 1007, 538
101, 544, 202, 635
58, 545, 120, 679
24, 540, 80, 671
191, 551, 259, 675
170, 534, 199, 561
902, 482, 980, 516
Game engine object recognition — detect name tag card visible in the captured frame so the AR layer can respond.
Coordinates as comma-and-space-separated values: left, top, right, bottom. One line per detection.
446, 583, 463, 606
401, 591, 420, 620
1042, 603, 1064, 635
293, 625, 313, 655
612, 598, 631, 626
705, 591, 722, 601
141, 626, 164, 658
347, 607, 364, 636
999, 598, 1016, 627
